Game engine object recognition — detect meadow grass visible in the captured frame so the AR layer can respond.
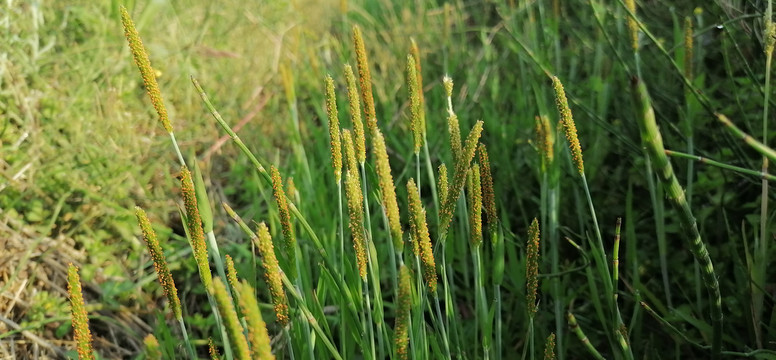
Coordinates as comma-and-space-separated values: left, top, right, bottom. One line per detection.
4, 0, 776, 359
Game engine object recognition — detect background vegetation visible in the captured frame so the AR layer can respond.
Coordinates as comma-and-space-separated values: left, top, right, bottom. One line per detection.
2, 0, 775, 358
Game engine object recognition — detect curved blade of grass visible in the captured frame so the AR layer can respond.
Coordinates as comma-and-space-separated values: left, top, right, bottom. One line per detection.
633, 78, 723, 359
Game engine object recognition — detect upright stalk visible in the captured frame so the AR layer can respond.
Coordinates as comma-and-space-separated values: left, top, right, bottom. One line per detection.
632, 78, 722, 359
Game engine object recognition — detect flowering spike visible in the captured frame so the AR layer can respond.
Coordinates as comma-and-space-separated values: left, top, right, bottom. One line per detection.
271, 166, 297, 279
526, 218, 541, 317
254, 222, 290, 325
551, 76, 584, 175
467, 164, 483, 247
373, 129, 403, 251
353, 25, 377, 135
135, 207, 181, 319
180, 166, 212, 289
235, 280, 275, 360
478, 144, 498, 237
407, 54, 424, 153
120, 6, 172, 133
67, 264, 95, 360
344, 65, 366, 164
394, 265, 412, 359
211, 278, 251, 360
325, 75, 342, 183
407, 178, 437, 293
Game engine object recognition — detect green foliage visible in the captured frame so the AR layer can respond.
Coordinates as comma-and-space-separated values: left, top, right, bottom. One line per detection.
6, 0, 776, 359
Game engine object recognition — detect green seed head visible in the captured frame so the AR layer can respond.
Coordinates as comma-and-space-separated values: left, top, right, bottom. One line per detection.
625, 0, 639, 50
211, 278, 251, 360
344, 66, 366, 164
346, 169, 368, 280
394, 265, 412, 359
467, 164, 483, 247
407, 54, 424, 153
437, 164, 448, 212
353, 25, 377, 136
325, 75, 343, 183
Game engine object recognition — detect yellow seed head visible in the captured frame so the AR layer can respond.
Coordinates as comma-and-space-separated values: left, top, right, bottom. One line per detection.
683, 17, 693, 81
344, 65, 366, 164
67, 264, 95, 360
342, 129, 361, 188
394, 265, 412, 360
526, 218, 541, 317
478, 144, 498, 238
235, 280, 275, 360
448, 114, 463, 164
346, 169, 368, 280
407, 178, 437, 293
437, 164, 449, 213
407, 54, 424, 153
208, 338, 220, 360
543, 333, 556, 360
439, 121, 484, 238
353, 25, 377, 135
120, 6, 172, 133
467, 164, 483, 247
144, 334, 162, 360
373, 129, 403, 251
225, 254, 239, 292
254, 222, 289, 325
551, 76, 584, 175
625, 0, 639, 50
211, 278, 251, 360
271, 166, 296, 277
410, 39, 426, 129
180, 166, 212, 289
135, 207, 181, 320
535, 115, 555, 167
325, 75, 342, 183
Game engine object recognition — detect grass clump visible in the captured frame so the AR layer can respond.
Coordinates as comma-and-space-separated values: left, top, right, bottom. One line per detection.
16, 1, 775, 359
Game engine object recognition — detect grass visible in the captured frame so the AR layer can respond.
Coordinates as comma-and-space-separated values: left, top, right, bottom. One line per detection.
3, 0, 776, 359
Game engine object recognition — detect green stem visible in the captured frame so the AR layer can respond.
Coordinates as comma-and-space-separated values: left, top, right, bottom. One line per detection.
191, 76, 359, 320
633, 78, 723, 359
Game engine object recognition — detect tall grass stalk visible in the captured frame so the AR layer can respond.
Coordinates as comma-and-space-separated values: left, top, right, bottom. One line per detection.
223, 206, 343, 359
119, 6, 184, 166
535, 114, 563, 360
325, 74, 348, 353
567, 312, 605, 360
467, 164, 490, 358
552, 75, 631, 358
135, 207, 194, 358
190, 77, 360, 322
754, 4, 775, 348
526, 219, 540, 358
632, 78, 722, 359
